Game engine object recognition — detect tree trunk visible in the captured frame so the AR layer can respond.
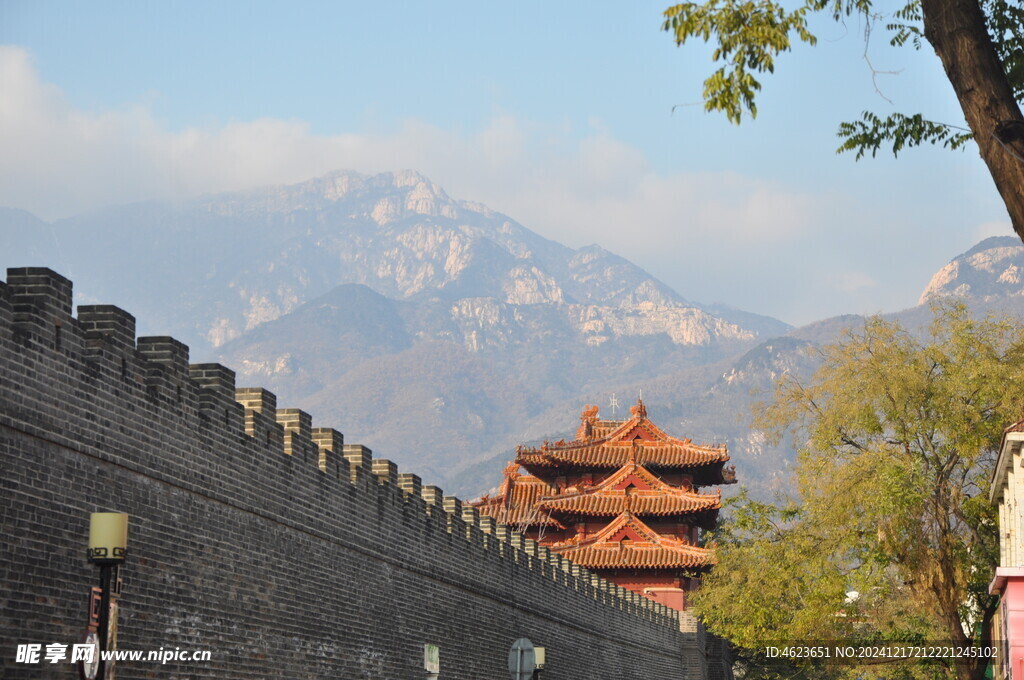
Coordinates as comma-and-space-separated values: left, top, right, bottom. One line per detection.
934, 570, 983, 680
921, 0, 1024, 241
973, 599, 998, 680
932, 493, 981, 680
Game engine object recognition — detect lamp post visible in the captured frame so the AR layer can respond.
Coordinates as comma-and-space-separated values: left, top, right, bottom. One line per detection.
86, 512, 128, 680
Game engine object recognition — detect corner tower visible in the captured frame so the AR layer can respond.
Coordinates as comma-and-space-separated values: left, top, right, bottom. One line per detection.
474, 400, 736, 610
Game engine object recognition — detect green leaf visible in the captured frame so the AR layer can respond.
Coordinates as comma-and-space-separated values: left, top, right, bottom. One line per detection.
663, 0, 819, 123
836, 112, 974, 159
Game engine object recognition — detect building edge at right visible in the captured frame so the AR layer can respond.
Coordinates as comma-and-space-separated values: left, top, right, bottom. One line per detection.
990, 420, 1024, 678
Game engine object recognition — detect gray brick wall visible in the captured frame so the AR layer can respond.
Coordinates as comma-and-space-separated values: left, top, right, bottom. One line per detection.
0, 267, 729, 679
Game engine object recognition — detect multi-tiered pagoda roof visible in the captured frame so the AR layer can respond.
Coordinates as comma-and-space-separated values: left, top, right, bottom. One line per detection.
473, 400, 736, 610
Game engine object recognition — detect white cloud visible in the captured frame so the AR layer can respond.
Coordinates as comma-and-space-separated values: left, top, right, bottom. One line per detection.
0, 46, 818, 245
0, 45, 864, 323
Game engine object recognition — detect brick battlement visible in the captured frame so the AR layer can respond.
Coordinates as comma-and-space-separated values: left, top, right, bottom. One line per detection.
0, 267, 725, 679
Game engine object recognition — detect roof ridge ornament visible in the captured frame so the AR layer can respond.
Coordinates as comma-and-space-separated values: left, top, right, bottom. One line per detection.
579, 404, 599, 439
630, 398, 647, 419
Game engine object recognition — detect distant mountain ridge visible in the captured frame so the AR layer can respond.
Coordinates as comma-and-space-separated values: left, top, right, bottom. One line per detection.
450, 235, 1024, 497
1, 169, 793, 490
6, 170, 1019, 498
1, 170, 789, 353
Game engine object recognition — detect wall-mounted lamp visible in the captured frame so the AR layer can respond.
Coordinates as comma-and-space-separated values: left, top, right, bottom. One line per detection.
88, 513, 128, 564
82, 512, 128, 680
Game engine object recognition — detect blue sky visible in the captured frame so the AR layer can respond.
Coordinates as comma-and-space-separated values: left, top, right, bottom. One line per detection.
0, 1, 1012, 324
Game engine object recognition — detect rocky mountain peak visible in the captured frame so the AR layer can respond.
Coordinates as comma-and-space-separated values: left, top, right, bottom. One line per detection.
569, 244, 613, 265
919, 236, 1024, 304
359, 170, 455, 223
311, 170, 364, 202
2, 168, 790, 372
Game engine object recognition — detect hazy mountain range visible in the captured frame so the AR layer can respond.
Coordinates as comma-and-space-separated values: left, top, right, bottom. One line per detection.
3, 171, 1022, 498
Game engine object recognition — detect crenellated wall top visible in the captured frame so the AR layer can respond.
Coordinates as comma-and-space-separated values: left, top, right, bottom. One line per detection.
0, 267, 685, 629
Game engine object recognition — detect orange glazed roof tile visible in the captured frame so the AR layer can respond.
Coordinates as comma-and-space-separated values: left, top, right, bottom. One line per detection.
516, 441, 729, 469
558, 544, 712, 569
549, 510, 715, 570
517, 399, 729, 470
471, 465, 562, 528
541, 494, 717, 517
539, 461, 721, 517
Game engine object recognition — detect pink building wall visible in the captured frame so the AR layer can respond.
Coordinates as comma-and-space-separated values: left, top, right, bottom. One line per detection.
990, 425, 1024, 680
992, 569, 1024, 680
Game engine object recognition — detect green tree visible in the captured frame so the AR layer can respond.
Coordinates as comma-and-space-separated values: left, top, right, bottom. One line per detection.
692, 305, 1024, 680
662, 0, 1024, 241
